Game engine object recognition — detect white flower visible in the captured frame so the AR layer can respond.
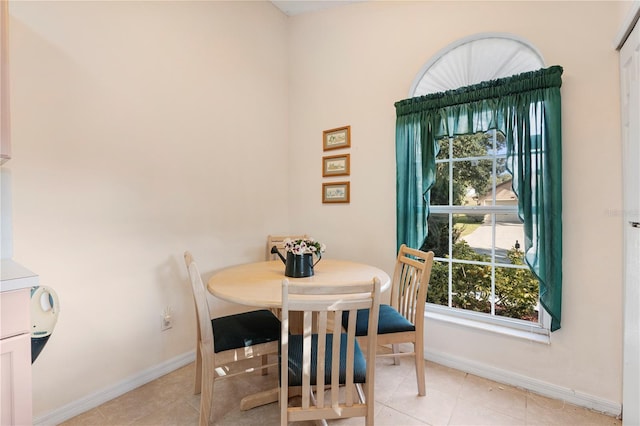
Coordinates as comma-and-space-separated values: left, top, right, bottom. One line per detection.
283, 237, 325, 255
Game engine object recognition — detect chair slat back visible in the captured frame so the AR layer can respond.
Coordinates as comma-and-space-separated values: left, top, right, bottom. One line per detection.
391, 245, 435, 324
280, 278, 381, 424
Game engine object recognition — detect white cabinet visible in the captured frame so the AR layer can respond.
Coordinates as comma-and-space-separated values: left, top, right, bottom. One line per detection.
0, 288, 32, 425
1, 260, 38, 426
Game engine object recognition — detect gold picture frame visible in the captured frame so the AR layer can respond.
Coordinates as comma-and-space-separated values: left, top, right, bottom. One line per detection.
323, 126, 351, 151
322, 154, 350, 177
322, 181, 350, 204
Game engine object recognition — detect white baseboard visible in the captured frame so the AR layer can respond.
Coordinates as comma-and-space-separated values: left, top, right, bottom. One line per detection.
33, 351, 196, 426
425, 349, 621, 417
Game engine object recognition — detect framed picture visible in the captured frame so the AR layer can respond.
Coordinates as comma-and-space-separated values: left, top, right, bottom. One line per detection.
323, 125, 351, 151
322, 154, 350, 177
322, 181, 350, 203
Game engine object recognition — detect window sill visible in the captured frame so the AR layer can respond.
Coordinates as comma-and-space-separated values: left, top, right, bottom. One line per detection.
425, 305, 551, 344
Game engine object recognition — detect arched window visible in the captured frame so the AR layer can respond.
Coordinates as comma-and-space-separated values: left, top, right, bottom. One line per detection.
410, 33, 545, 97
396, 34, 562, 338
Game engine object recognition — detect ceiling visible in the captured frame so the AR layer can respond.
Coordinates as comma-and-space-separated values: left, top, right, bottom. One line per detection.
271, 1, 364, 16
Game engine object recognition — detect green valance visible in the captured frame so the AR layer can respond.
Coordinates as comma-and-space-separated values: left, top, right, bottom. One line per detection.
395, 65, 563, 115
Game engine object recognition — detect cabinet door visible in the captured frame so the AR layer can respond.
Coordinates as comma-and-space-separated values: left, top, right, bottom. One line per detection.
1, 333, 32, 425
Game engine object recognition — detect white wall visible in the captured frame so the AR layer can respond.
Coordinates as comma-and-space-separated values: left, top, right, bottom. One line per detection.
287, 0, 625, 409
8, 0, 289, 417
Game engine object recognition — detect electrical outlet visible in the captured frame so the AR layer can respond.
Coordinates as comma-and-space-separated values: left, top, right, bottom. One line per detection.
161, 307, 173, 331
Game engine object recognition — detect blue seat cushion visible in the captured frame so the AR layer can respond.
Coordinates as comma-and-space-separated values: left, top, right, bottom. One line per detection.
283, 333, 367, 386
211, 309, 280, 353
342, 304, 415, 336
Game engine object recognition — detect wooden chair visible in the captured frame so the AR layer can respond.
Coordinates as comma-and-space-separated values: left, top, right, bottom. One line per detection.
280, 277, 381, 426
341, 244, 434, 396
267, 234, 309, 260
183, 252, 281, 425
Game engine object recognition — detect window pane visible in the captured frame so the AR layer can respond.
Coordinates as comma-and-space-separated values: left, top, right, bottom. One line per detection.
454, 213, 489, 258
450, 213, 492, 315
493, 177, 516, 208
495, 213, 523, 264
451, 261, 491, 314
430, 163, 450, 206
426, 259, 449, 307
452, 132, 491, 158
436, 137, 449, 160
453, 159, 493, 206
456, 213, 523, 264
496, 157, 508, 176
485, 130, 507, 156
494, 265, 539, 322
423, 213, 450, 257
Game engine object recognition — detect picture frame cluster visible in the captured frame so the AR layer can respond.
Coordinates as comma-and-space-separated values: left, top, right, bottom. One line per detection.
322, 125, 351, 203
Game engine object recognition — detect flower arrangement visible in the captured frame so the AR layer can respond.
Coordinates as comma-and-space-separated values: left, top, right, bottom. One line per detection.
283, 237, 326, 256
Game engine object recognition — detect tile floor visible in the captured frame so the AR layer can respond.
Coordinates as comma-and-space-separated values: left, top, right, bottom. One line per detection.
60, 353, 621, 426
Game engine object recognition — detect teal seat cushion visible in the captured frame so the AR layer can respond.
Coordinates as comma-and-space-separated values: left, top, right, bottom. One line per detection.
211, 309, 280, 353
284, 333, 367, 386
342, 304, 415, 336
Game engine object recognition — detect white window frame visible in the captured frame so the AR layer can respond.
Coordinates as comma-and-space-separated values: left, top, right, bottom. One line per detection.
425, 129, 550, 343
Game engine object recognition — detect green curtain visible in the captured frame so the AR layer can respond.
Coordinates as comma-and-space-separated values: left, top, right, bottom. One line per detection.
395, 65, 563, 331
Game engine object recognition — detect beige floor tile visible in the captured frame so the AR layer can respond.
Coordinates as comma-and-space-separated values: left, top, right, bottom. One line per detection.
525, 392, 621, 426
449, 402, 527, 426
384, 383, 457, 426
424, 361, 466, 397
555, 404, 621, 426
383, 360, 460, 418
58, 407, 107, 426
456, 373, 527, 421
372, 353, 417, 403
214, 399, 280, 426
525, 391, 569, 425
370, 405, 430, 426
133, 399, 200, 426
59, 358, 622, 426
95, 382, 174, 425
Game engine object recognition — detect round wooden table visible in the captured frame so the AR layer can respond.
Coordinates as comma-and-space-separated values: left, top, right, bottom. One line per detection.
206, 258, 391, 411
207, 259, 391, 308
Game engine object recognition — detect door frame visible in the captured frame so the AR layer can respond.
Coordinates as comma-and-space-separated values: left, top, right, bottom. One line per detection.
616, 3, 640, 423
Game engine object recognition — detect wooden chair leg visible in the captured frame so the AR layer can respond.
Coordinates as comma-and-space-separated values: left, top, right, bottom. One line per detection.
415, 342, 426, 396
194, 346, 203, 395
280, 390, 287, 426
365, 388, 374, 426
200, 373, 213, 426
392, 344, 401, 365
